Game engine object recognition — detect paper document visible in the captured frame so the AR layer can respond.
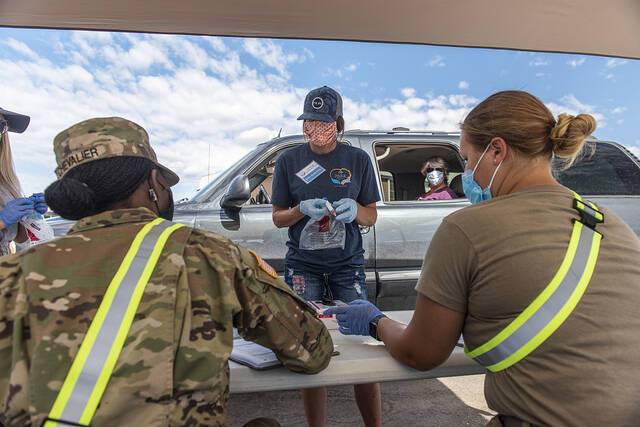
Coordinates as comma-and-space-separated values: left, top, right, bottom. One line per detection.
230, 338, 282, 370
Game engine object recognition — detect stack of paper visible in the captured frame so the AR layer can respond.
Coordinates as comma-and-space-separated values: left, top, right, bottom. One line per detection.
230, 338, 282, 370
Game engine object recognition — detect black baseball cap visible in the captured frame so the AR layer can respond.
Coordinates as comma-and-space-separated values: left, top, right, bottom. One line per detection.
297, 86, 343, 123
0, 107, 30, 133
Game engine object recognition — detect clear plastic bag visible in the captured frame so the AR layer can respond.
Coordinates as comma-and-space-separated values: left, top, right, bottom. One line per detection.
299, 215, 345, 250
20, 213, 54, 247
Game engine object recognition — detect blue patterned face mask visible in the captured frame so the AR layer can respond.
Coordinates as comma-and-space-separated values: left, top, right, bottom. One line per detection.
462, 143, 503, 204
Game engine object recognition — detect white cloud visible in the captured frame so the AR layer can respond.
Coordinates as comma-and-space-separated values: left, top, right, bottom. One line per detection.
0, 34, 307, 197
325, 63, 358, 79
3, 38, 40, 61
303, 48, 315, 60
529, 56, 549, 67
606, 58, 628, 68
546, 95, 606, 128
616, 119, 625, 125
611, 107, 627, 114
629, 145, 640, 158
346, 93, 477, 132
427, 55, 445, 67
206, 36, 228, 53
536, 72, 546, 78
567, 58, 586, 68
122, 40, 173, 70
243, 38, 310, 77
458, 81, 469, 90
401, 87, 416, 98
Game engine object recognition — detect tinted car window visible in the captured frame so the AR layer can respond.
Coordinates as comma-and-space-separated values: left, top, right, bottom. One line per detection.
555, 143, 640, 195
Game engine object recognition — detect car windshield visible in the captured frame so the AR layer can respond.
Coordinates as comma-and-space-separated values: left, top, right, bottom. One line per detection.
188, 146, 262, 204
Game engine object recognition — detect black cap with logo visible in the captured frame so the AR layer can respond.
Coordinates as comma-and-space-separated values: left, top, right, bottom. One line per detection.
0, 107, 30, 133
297, 86, 343, 123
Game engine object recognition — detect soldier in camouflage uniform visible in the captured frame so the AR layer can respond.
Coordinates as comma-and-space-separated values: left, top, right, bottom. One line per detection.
0, 117, 333, 427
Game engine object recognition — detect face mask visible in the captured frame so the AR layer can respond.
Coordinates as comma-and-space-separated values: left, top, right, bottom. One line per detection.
153, 183, 175, 221
462, 143, 503, 204
304, 121, 337, 147
426, 170, 444, 186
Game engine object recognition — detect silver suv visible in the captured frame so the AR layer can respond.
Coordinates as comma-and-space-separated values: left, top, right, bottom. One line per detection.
50, 130, 640, 310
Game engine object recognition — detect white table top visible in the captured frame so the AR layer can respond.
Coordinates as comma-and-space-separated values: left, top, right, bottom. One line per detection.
230, 311, 483, 394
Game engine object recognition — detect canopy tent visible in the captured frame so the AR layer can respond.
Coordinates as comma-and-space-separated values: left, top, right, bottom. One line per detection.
1, 0, 639, 59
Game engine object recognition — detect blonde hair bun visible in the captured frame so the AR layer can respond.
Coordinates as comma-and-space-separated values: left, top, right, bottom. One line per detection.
550, 113, 597, 158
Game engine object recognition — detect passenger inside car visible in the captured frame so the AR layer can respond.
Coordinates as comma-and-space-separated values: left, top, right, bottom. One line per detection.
417, 156, 458, 201
374, 143, 465, 201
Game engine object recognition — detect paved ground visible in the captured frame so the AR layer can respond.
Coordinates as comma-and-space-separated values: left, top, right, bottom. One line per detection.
229, 374, 495, 426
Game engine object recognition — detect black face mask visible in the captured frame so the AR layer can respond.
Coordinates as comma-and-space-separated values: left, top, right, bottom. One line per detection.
153, 184, 175, 221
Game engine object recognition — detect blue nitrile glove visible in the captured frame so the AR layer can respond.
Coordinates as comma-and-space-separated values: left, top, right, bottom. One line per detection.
333, 198, 358, 223
299, 198, 327, 220
30, 193, 48, 215
324, 300, 384, 336
0, 198, 34, 227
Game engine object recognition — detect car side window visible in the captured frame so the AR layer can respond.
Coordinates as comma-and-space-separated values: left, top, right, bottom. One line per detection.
554, 142, 640, 195
374, 142, 465, 202
246, 145, 299, 206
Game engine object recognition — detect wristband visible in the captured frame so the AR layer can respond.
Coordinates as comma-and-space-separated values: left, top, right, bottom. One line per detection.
369, 314, 387, 341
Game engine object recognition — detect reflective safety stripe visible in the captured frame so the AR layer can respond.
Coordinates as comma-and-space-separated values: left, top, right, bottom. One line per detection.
465, 194, 602, 373
45, 219, 185, 427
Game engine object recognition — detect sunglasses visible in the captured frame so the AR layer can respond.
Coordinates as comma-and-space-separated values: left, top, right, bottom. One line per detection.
425, 167, 444, 173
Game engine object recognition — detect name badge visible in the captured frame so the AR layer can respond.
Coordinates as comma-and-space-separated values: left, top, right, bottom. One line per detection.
296, 161, 326, 184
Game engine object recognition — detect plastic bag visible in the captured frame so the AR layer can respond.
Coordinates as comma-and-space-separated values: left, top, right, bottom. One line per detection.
20, 213, 54, 247
299, 215, 345, 250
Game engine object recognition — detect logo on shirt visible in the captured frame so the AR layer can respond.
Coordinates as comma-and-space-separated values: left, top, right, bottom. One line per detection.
330, 168, 352, 186
312, 97, 324, 109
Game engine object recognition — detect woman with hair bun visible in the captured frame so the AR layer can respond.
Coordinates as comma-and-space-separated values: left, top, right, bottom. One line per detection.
326, 90, 640, 426
0, 117, 332, 426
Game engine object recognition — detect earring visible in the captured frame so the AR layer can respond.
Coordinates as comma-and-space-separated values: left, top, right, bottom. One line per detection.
149, 188, 158, 201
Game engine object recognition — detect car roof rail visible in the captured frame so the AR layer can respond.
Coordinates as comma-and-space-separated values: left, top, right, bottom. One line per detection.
346, 129, 460, 136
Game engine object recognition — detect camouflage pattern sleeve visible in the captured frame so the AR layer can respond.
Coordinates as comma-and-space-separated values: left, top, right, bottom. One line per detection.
230, 245, 333, 374
0, 254, 31, 427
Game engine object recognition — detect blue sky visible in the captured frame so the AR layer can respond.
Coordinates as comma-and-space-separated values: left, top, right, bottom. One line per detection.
1, 27, 638, 198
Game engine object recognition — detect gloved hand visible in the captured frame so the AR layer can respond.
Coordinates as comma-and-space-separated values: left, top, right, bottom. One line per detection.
333, 198, 358, 223
0, 198, 34, 227
324, 299, 384, 336
30, 193, 48, 215
299, 198, 328, 220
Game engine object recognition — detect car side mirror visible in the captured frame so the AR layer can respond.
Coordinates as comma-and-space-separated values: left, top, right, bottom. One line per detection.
221, 175, 250, 210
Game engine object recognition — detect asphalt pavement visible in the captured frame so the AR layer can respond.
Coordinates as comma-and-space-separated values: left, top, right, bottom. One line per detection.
228, 374, 495, 426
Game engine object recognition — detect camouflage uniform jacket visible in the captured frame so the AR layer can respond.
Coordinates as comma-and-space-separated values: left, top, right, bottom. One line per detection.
0, 208, 333, 426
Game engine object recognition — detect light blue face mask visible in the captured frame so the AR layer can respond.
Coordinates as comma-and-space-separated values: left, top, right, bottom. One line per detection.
462, 143, 503, 204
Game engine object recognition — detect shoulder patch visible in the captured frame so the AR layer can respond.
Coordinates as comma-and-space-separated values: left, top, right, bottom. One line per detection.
249, 251, 278, 279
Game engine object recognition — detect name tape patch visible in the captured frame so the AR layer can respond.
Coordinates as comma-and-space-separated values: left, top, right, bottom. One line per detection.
55, 148, 100, 177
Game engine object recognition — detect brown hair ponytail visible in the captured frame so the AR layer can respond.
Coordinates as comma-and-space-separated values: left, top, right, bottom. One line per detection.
462, 90, 596, 168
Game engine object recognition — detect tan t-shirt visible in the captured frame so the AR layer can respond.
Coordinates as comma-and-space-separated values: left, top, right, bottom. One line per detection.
416, 185, 640, 426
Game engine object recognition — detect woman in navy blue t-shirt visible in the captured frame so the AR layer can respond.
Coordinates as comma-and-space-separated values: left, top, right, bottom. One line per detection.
272, 86, 381, 427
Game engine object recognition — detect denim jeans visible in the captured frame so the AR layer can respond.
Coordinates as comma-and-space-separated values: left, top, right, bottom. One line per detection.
284, 264, 367, 303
